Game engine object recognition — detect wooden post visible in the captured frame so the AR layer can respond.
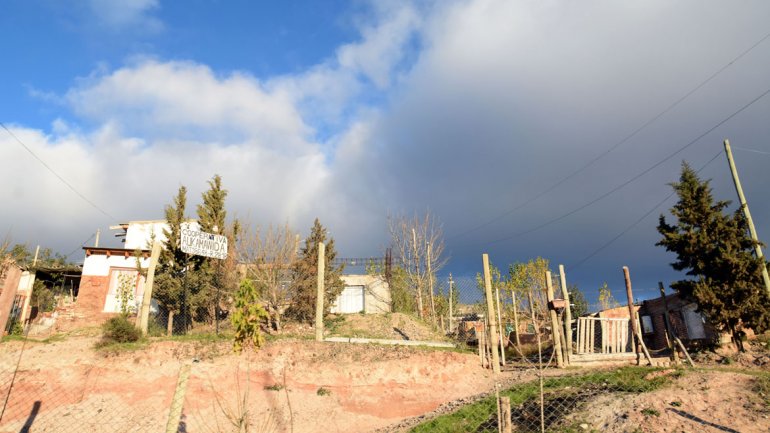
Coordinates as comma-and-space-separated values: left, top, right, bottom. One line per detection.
448, 274, 454, 333
315, 242, 325, 342
622, 266, 640, 361
482, 254, 501, 374
559, 265, 573, 363
545, 271, 564, 368
658, 282, 680, 364
139, 241, 162, 334
500, 396, 512, 433
427, 244, 436, 325
165, 362, 192, 433
511, 290, 521, 350
94, 229, 100, 248
724, 139, 770, 297
495, 281, 507, 366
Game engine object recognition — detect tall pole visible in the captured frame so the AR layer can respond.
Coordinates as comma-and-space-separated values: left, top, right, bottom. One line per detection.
623, 266, 639, 358
95, 229, 100, 248
139, 241, 162, 334
315, 242, 326, 342
724, 139, 770, 297
545, 271, 564, 368
482, 254, 501, 374
448, 274, 454, 333
559, 265, 573, 363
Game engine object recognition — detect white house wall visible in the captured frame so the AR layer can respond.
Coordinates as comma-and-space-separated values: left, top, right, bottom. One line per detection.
82, 254, 150, 277
338, 275, 391, 314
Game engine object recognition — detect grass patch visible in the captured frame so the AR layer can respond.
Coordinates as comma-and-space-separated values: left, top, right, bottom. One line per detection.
264, 384, 283, 391
641, 407, 660, 417
95, 340, 149, 354
410, 367, 680, 433
317, 387, 331, 396
753, 374, 770, 409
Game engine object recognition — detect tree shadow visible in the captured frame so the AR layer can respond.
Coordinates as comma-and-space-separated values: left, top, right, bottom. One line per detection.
667, 408, 740, 433
19, 400, 41, 433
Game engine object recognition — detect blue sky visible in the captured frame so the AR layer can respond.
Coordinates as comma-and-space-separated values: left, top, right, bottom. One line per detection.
2, 0, 770, 307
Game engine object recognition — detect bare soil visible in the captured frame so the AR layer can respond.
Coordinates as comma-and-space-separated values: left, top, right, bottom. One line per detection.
576, 369, 770, 433
0, 334, 494, 433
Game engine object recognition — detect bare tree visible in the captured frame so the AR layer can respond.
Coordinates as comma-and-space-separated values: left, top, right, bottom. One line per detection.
387, 211, 447, 323
237, 223, 298, 331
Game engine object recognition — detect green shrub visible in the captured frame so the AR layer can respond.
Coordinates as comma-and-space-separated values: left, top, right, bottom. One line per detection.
317, 387, 331, 396
100, 315, 141, 345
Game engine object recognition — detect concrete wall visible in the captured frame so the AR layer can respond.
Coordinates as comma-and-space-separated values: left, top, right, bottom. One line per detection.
338, 275, 391, 314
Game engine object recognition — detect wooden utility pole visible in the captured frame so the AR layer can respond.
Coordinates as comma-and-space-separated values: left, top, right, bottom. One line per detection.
545, 271, 564, 368
724, 139, 770, 298
658, 282, 679, 364
559, 265, 573, 363
139, 241, 162, 334
622, 266, 640, 359
482, 254, 501, 374
315, 242, 326, 342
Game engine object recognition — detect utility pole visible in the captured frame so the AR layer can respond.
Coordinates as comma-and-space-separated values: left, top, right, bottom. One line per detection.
315, 242, 326, 342
482, 254, 501, 374
724, 139, 770, 297
95, 229, 100, 248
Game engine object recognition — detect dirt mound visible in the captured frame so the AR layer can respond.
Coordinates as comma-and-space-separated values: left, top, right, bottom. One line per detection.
326, 312, 448, 341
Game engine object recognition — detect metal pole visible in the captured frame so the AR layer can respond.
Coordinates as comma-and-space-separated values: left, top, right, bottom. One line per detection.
724, 139, 770, 297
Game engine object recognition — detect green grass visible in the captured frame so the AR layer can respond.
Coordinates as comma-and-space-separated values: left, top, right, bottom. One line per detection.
641, 407, 660, 417
409, 367, 681, 433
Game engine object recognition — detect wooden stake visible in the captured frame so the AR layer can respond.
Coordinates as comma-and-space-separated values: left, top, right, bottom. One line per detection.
165, 362, 192, 433
559, 265, 573, 363
495, 281, 506, 366
483, 254, 501, 374
658, 282, 680, 364
139, 241, 162, 334
512, 290, 521, 350
545, 271, 564, 368
427, 244, 436, 326
622, 266, 640, 360
448, 274, 454, 333
500, 396, 512, 433
315, 243, 326, 342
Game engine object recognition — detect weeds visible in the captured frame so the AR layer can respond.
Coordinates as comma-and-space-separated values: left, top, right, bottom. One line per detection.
317, 387, 331, 396
641, 407, 660, 417
264, 384, 283, 391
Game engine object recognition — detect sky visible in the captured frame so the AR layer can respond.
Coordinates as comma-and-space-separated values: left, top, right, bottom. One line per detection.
2, 0, 770, 307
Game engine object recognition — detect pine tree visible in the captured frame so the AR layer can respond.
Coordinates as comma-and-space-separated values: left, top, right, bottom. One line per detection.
285, 218, 344, 323
657, 162, 770, 350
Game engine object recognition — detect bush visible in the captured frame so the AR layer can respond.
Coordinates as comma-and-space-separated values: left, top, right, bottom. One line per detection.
100, 315, 141, 345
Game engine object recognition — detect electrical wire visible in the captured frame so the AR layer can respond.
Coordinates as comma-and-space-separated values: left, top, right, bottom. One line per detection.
732, 145, 770, 156
449, 29, 770, 241
569, 149, 724, 270
0, 122, 116, 221
480, 85, 770, 247
64, 232, 97, 260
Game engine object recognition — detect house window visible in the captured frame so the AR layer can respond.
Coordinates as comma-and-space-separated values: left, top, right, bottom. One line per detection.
640, 315, 654, 334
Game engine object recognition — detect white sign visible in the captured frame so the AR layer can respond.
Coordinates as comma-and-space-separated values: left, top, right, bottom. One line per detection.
181, 228, 228, 259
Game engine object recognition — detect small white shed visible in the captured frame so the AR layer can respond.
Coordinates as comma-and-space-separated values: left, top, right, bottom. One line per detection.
331, 275, 391, 314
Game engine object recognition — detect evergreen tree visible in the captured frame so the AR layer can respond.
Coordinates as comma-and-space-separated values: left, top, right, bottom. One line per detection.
657, 162, 770, 350
155, 185, 192, 335
568, 284, 589, 317
285, 218, 344, 323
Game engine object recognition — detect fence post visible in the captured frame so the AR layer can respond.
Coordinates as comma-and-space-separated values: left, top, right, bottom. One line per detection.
500, 396, 512, 433
495, 281, 506, 366
165, 362, 192, 433
315, 243, 325, 342
482, 254, 501, 374
559, 265, 573, 364
622, 266, 640, 359
545, 271, 564, 368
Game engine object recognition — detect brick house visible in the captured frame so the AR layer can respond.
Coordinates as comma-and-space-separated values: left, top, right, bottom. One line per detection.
638, 293, 720, 350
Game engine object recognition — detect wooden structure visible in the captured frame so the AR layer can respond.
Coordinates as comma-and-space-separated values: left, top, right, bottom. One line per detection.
575, 317, 632, 354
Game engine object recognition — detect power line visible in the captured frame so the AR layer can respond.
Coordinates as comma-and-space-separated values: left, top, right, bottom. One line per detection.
482, 85, 770, 246
732, 145, 770, 156
569, 149, 724, 270
64, 232, 97, 260
449, 29, 770, 241
0, 122, 116, 221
